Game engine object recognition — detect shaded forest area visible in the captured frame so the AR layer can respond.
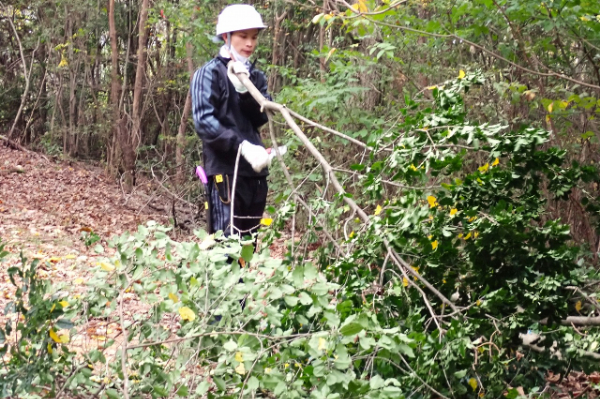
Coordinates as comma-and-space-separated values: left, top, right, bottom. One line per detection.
2, 0, 600, 398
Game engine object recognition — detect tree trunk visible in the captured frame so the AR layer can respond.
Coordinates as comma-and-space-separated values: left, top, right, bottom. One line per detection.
269, 8, 287, 93
108, 0, 121, 173
123, 0, 150, 190
319, 0, 328, 81
175, 38, 196, 184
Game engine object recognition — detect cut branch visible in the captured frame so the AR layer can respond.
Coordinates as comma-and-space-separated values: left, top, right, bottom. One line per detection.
235, 70, 458, 312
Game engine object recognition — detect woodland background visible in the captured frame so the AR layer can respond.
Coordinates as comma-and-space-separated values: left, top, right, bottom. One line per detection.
2, 0, 600, 398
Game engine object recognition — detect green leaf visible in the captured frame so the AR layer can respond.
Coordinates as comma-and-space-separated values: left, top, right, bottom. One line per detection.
298, 292, 313, 305
247, 376, 259, 390
369, 375, 385, 389
195, 381, 209, 395
153, 385, 168, 397
106, 389, 120, 399
223, 340, 238, 352
339, 323, 363, 336
176, 385, 189, 397
56, 319, 74, 330
454, 369, 467, 378
398, 343, 415, 358
241, 245, 254, 262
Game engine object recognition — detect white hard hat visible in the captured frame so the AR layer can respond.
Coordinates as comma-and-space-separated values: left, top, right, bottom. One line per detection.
215, 4, 267, 37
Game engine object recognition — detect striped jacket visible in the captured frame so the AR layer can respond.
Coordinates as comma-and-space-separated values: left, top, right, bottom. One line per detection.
191, 55, 271, 177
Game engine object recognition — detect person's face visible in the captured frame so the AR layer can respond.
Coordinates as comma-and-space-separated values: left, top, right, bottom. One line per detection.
223, 29, 259, 59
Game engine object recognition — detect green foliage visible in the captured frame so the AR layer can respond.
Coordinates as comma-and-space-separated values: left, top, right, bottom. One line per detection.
2, 76, 598, 398
0, 249, 77, 397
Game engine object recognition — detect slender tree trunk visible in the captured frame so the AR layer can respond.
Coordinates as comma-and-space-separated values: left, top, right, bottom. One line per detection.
108, 0, 121, 173
123, 0, 150, 190
175, 37, 196, 184
319, 0, 328, 81
269, 8, 287, 93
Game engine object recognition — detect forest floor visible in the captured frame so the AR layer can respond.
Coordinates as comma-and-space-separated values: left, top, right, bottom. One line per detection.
0, 143, 598, 398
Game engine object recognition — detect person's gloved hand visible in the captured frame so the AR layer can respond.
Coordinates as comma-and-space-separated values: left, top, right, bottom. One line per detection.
227, 61, 249, 93
266, 145, 287, 165
240, 140, 269, 172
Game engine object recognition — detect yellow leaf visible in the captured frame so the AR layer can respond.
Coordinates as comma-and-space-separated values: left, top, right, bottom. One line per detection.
411, 266, 419, 281
354, 0, 368, 13
265, 367, 272, 374
74, 278, 84, 285
99, 262, 115, 272
427, 196, 438, 208
59, 331, 69, 344
468, 216, 477, 222
50, 303, 56, 312
458, 70, 466, 79
409, 164, 418, 171
476, 299, 481, 306
168, 293, 179, 303
284, 363, 290, 368
318, 337, 327, 351
179, 306, 196, 322
49, 329, 61, 343
580, 16, 590, 21
431, 240, 438, 250
235, 362, 246, 375
473, 231, 480, 238
58, 56, 68, 68
427, 85, 437, 90
547, 102, 554, 113
64, 254, 76, 260
59, 300, 69, 308
402, 277, 409, 287
325, 47, 337, 62
449, 208, 458, 216
492, 158, 500, 166
260, 218, 273, 226
468, 377, 477, 391
575, 300, 582, 312
464, 232, 472, 240
235, 352, 244, 362
349, 231, 355, 238
374, 205, 383, 216
47, 343, 53, 354
478, 163, 489, 173
324, 13, 334, 20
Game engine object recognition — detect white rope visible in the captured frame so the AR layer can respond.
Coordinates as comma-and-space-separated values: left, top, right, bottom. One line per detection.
230, 144, 243, 236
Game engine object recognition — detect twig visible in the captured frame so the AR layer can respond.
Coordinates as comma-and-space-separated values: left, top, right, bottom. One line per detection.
287, 109, 375, 151
118, 287, 130, 399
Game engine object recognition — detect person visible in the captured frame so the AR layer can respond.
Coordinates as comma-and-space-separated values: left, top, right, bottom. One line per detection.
191, 4, 273, 239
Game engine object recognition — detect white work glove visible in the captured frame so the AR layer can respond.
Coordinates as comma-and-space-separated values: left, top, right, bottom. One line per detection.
227, 61, 250, 93
267, 145, 287, 164
240, 140, 269, 172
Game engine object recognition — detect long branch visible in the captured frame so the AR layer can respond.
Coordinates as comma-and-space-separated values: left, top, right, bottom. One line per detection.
235, 71, 457, 312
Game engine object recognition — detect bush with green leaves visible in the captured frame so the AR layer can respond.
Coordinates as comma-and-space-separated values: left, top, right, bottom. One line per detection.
2, 73, 600, 399
0, 243, 78, 397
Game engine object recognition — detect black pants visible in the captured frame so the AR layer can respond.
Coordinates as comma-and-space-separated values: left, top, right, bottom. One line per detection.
208, 174, 268, 238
